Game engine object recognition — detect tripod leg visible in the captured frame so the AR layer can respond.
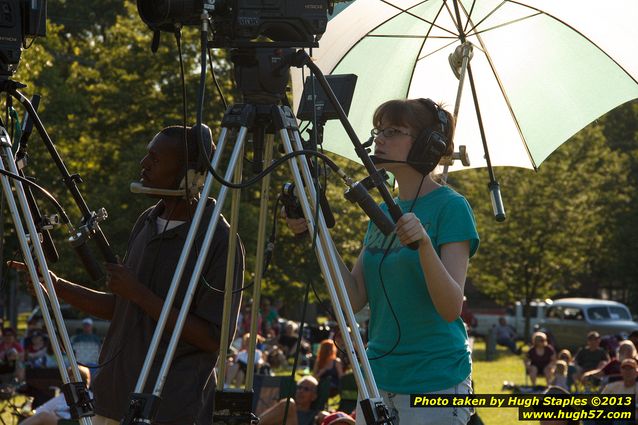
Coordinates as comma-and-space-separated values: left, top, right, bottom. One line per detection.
276, 116, 394, 424
279, 127, 375, 396
0, 131, 93, 425
216, 134, 245, 388
243, 135, 274, 390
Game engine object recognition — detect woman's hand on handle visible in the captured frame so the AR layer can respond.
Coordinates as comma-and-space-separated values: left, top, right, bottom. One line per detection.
281, 206, 308, 235
395, 213, 430, 247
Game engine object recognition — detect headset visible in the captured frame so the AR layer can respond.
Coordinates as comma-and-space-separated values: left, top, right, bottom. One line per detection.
405, 98, 450, 175
130, 123, 214, 198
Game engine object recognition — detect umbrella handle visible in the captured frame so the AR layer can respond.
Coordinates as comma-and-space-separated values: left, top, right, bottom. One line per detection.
489, 181, 506, 222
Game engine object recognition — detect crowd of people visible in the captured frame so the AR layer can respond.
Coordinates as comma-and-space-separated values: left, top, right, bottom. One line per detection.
488, 317, 638, 424
223, 296, 357, 424
0, 316, 104, 383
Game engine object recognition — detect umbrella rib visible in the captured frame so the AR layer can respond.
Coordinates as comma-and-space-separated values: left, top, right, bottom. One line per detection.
416, 38, 459, 61
467, 12, 543, 38
405, 0, 450, 99
459, 0, 538, 169
505, 0, 638, 86
367, 34, 456, 40
379, 0, 458, 37
463, 1, 507, 35
326, 0, 450, 74
462, 0, 479, 34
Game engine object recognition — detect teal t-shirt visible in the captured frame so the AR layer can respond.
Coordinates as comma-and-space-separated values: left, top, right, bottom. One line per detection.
362, 186, 479, 393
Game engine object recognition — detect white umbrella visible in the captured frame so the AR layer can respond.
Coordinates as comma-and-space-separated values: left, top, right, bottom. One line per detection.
292, 0, 638, 173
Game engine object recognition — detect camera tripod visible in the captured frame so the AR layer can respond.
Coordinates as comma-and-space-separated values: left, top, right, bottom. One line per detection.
0, 81, 97, 424
120, 39, 398, 424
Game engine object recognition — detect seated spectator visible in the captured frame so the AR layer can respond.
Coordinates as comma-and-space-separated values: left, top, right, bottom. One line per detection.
524, 332, 556, 387
260, 376, 319, 425
0, 327, 25, 381
1, 327, 24, 359
265, 345, 287, 371
225, 333, 265, 387
320, 411, 355, 425
279, 321, 300, 357
25, 333, 48, 368
22, 317, 45, 351
20, 365, 91, 425
313, 340, 344, 397
628, 330, 638, 350
557, 349, 578, 391
582, 339, 636, 387
601, 358, 638, 425
550, 360, 569, 391
574, 331, 610, 382
539, 385, 579, 425
70, 318, 101, 366
494, 317, 521, 354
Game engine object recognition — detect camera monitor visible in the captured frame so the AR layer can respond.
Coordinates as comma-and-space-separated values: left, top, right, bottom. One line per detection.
297, 74, 357, 122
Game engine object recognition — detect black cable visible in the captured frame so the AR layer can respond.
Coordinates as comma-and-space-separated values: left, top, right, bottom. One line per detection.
368, 175, 427, 361
282, 281, 312, 425
174, 29, 252, 297
175, 29, 191, 204
206, 47, 228, 110
307, 50, 322, 251
307, 279, 349, 357
262, 196, 281, 277
0, 169, 69, 224
205, 149, 343, 189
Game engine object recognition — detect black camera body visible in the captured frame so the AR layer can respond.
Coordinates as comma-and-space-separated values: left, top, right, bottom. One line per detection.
0, 0, 47, 77
137, 0, 330, 48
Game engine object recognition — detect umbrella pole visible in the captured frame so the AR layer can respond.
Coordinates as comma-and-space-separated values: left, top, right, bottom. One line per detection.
450, 0, 505, 221
442, 42, 473, 181
466, 63, 506, 221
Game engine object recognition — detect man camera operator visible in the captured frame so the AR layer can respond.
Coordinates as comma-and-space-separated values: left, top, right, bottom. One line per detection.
11, 125, 244, 425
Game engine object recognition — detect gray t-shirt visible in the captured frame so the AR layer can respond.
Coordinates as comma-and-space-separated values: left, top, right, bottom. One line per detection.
93, 200, 244, 425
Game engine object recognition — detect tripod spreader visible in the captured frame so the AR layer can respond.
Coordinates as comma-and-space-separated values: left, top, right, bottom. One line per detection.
61, 381, 95, 420
360, 398, 396, 425
212, 390, 258, 425
120, 393, 161, 425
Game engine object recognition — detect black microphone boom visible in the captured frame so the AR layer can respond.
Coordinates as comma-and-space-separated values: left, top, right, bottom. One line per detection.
345, 181, 394, 236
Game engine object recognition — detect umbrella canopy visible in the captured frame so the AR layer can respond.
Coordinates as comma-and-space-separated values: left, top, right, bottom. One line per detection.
292, 0, 638, 171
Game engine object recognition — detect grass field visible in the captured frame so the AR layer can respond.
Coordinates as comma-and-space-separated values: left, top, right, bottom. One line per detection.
472, 339, 533, 425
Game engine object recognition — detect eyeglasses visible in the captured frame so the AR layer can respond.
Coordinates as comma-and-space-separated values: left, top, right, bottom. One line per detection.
296, 385, 315, 392
370, 127, 414, 139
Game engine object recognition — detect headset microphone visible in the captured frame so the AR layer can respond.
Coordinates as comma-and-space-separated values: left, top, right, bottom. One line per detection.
130, 182, 191, 197
370, 155, 406, 166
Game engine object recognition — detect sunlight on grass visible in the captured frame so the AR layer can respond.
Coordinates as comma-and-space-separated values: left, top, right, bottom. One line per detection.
472, 339, 536, 425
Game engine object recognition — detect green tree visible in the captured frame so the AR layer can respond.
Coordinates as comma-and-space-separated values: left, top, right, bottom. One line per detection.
454, 122, 630, 336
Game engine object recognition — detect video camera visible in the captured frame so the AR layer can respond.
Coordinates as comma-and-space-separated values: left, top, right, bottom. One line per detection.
136, 0, 333, 48
0, 0, 47, 77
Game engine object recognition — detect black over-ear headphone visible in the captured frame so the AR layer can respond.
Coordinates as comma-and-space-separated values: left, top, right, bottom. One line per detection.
406, 98, 449, 175
187, 123, 214, 174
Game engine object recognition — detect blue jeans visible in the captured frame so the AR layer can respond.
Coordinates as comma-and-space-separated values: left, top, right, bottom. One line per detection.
355, 377, 474, 425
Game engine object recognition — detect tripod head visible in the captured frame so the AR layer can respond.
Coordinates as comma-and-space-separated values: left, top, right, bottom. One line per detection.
231, 47, 294, 105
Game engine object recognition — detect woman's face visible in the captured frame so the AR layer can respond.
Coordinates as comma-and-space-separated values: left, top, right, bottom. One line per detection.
373, 119, 416, 171
534, 335, 546, 346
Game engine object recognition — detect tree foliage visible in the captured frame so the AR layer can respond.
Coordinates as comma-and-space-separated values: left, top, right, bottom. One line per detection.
1, 1, 637, 320
453, 109, 635, 319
